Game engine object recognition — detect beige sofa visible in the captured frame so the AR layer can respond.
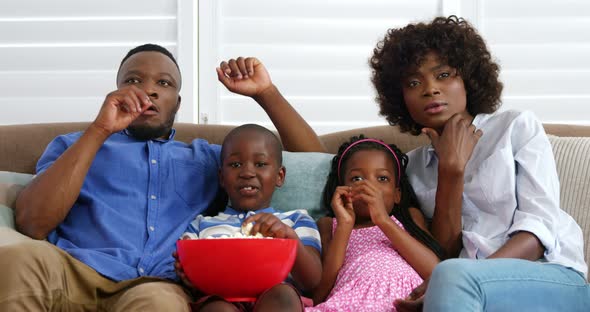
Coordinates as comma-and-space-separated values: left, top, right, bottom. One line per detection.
1, 122, 589, 274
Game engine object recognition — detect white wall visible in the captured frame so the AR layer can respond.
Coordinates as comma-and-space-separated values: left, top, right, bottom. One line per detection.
2, 0, 589, 135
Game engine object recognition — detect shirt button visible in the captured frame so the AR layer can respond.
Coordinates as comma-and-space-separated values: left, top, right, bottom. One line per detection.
139, 267, 144, 273
149, 226, 155, 232
151, 159, 157, 164
150, 195, 156, 200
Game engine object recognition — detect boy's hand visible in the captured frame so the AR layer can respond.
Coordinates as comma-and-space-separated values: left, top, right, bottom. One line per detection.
172, 250, 195, 289
92, 85, 153, 136
243, 213, 297, 239
331, 186, 355, 227
350, 180, 390, 225
217, 57, 273, 98
422, 113, 482, 175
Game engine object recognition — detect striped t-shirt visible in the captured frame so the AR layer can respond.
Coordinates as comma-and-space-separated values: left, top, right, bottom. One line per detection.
182, 206, 321, 253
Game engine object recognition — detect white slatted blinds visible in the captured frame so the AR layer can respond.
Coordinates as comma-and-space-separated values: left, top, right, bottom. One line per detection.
199, 0, 590, 134
480, 0, 590, 124
2, 1, 589, 130
199, 0, 442, 134
0, 0, 193, 125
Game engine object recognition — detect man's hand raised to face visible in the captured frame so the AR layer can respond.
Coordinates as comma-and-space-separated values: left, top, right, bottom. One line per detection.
92, 85, 153, 136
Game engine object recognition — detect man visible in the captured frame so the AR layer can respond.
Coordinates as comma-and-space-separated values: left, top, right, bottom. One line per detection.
1, 44, 322, 311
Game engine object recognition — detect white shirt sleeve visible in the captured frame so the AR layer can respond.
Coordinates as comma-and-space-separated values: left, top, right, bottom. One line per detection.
507, 111, 560, 256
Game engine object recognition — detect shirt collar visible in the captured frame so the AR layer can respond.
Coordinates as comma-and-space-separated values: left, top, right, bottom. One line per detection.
122, 128, 176, 142
223, 206, 276, 215
425, 144, 436, 168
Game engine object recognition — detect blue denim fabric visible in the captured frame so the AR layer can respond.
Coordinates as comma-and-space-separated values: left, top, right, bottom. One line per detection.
424, 258, 589, 312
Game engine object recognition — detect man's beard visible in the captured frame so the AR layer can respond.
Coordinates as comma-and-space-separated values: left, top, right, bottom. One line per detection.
127, 112, 176, 141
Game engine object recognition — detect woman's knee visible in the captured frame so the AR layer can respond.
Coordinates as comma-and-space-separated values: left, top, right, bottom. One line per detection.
429, 259, 479, 289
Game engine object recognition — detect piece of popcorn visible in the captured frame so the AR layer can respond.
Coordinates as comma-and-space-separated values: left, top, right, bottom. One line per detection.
241, 222, 254, 236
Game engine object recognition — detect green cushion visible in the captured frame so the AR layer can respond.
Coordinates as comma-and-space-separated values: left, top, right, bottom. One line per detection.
0, 171, 34, 229
271, 152, 334, 219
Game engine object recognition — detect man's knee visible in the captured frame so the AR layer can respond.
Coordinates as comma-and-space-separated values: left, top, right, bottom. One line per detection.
0, 241, 63, 283
0, 241, 65, 310
112, 282, 191, 312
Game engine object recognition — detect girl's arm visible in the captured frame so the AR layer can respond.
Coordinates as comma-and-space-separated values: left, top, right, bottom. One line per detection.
312, 217, 353, 304
375, 207, 439, 279
352, 180, 440, 279
290, 243, 323, 292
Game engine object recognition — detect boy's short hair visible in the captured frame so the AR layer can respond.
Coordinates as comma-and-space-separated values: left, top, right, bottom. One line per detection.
370, 15, 503, 135
221, 124, 283, 165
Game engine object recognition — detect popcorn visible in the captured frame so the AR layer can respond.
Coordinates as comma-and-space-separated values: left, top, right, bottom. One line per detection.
241, 222, 264, 238
181, 222, 272, 240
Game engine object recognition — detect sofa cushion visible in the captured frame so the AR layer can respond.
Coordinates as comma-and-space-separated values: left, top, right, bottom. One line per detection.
0, 171, 33, 228
271, 152, 334, 219
549, 136, 590, 269
0, 152, 336, 228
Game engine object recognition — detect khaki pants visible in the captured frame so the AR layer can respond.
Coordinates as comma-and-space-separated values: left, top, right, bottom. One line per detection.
0, 228, 191, 311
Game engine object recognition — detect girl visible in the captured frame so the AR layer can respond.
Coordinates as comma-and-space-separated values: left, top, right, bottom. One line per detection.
308, 135, 444, 312
370, 16, 589, 311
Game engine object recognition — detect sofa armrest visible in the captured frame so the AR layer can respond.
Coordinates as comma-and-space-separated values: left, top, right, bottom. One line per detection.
0, 207, 14, 229
0, 227, 32, 247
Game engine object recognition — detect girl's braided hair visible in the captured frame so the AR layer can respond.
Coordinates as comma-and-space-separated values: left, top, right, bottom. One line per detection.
322, 135, 445, 259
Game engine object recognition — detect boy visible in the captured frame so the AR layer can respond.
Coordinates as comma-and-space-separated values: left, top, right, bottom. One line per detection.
178, 124, 322, 312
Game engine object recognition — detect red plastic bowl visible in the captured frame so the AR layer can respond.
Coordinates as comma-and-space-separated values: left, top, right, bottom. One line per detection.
176, 238, 298, 301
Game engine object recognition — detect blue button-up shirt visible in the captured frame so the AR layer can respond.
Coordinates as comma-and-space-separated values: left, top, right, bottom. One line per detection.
37, 129, 221, 281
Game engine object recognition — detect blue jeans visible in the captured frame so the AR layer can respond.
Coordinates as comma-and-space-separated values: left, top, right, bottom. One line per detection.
424, 258, 589, 312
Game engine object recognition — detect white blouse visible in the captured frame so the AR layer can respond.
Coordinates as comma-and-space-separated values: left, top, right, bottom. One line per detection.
407, 109, 587, 278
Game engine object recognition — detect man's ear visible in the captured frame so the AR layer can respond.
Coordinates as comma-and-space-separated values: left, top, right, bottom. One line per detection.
175, 95, 182, 113
275, 166, 286, 188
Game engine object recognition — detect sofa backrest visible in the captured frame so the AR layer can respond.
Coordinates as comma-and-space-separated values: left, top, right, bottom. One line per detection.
0, 123, 236, 174
1, 121, 589, 273
2, 122, 589, 174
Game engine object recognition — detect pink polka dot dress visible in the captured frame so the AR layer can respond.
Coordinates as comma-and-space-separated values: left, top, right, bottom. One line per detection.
306, 216, 423, 312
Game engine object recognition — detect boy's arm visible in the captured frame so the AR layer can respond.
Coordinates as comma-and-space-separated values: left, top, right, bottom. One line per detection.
15, 86, 152, 239
290, 242, 322, 292
312, 217, 351, 304
243, 212, 322, 292
217, 57, 326, 152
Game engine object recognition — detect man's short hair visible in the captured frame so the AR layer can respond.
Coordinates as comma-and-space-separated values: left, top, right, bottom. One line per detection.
117, 44, 182, 88
119, 43, 179, 70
